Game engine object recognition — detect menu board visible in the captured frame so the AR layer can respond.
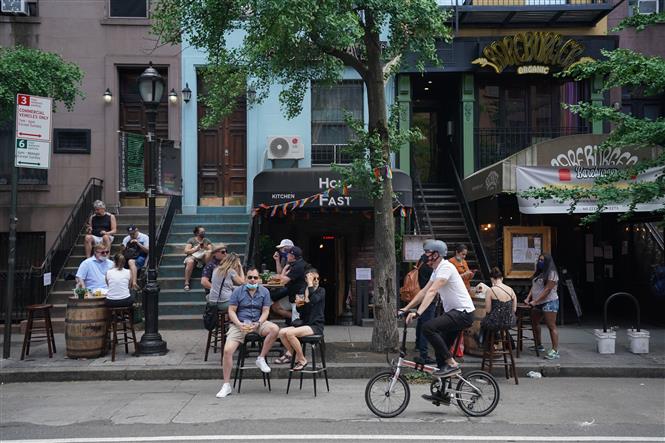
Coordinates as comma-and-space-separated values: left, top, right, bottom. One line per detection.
402, 235, 432, 262
503, 226, 551, 278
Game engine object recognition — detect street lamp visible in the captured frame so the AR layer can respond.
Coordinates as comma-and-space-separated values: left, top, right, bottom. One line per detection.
136, 61, 168, 356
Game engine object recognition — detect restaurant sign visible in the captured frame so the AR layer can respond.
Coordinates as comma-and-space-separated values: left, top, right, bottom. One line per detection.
472, 32, 592, 74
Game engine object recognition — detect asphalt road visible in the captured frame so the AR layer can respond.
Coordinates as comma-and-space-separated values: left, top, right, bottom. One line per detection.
1, 377, 663, 442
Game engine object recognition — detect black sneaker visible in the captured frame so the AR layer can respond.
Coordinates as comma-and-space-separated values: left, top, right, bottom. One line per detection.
421, 393, 451, 405
432, 365, 461, 377
414, 356, 437, 366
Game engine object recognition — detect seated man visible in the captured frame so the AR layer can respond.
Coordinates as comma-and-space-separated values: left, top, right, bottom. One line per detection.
274, 269, 325, 370
122, 225, 149, 290
201, 243, 228, 294
76, 243, 114, 294
271, 246, 307, 322
216, 267, 280, 398
84, 200, 117, 257
401, 240, 475, 382
273, 238, 294, 275
183, 225, 213, 291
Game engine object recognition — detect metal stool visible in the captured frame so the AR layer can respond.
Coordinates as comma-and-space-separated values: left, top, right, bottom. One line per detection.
481, 328, 518, 385
516, 304, 539, 357
204, 311, 229, 364
233, 333, 271, 393
21, 304, 56, 360
108, 306, 137, 362
286, 335, 329, 397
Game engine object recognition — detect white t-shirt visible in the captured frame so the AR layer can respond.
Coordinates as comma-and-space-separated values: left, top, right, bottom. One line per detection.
106, 267, 131, 300
429, 260, 475, 313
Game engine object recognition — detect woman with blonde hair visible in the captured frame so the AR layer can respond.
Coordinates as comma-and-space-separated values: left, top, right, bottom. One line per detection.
208, 252, 245, 312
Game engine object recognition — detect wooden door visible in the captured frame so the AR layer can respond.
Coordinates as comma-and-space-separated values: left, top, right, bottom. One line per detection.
197, 94, 247, 205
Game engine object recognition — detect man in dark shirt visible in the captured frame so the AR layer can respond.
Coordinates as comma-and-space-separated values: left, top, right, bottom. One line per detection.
200, 243, 228, 294
271, 246, 307, 321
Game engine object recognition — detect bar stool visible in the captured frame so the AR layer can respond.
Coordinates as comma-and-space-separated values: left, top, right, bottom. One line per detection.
108, 306, 137, 362
204, 311, 229, 363
233, 333, 271, 393
21, 304, 56, 360
481, 328, 518, 385
286, 335, 329, 397
516, 303, 540, 357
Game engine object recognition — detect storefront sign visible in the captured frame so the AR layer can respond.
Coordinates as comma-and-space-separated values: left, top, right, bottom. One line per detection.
472, 32, 592, 74
516, 166, 664, 214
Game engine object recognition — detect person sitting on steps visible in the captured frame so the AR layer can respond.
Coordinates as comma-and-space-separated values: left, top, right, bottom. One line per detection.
84, 200, 117, 258
183, 225, 212, 291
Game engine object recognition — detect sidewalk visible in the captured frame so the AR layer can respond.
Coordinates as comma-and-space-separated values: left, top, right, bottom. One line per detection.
1, 324, 663, 383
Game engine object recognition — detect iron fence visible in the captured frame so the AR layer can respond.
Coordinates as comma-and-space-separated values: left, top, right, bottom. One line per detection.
476, 126, 590, 169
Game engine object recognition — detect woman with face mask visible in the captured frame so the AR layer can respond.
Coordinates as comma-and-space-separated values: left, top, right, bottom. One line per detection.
451, 244, 476, 294
524, 254, 560, 360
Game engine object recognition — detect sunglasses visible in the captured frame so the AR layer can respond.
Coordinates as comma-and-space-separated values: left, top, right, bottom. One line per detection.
311, 276, 319, 280
216, 250, 228, 254
98, 251, 110, 255
247, 275, 260, 280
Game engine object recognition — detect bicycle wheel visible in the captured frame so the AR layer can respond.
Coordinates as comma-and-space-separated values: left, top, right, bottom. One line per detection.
455, 370, 500, 417
365, 370, 411, 418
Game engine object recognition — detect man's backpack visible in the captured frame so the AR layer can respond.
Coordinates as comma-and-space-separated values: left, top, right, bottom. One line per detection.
400, 263, 422, 303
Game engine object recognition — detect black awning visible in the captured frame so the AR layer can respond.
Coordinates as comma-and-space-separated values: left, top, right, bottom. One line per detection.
253, 167, 412, 209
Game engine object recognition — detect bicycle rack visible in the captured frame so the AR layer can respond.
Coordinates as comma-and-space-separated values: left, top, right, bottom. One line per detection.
603, 292, 640, 333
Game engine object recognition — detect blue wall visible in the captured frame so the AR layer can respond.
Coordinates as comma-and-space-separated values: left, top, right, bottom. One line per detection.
181, 35, 395, 215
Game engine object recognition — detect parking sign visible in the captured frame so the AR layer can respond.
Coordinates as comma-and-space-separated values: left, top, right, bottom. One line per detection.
15, 94, 52, 169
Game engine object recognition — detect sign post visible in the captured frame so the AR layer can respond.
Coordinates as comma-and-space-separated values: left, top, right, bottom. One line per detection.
3, 94, 52, 359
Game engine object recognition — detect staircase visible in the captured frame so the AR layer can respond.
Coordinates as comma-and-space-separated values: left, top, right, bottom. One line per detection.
157, 206, 250, 329
49, 207, 163, 326
414, 183, 482, 273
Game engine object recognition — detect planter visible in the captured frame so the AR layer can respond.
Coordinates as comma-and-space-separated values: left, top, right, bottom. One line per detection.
627, 328, 650, 354
65, 297, 109, 359
593, 329, 616, 354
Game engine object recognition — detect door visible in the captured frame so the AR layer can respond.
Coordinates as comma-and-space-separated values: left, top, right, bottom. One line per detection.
197, 91, 247, 205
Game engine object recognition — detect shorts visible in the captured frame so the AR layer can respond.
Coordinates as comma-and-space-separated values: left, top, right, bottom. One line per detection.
91, 234, 114, 245
536, 299, 559, 313
226, 321, 276, 344
126, 256, 146, 269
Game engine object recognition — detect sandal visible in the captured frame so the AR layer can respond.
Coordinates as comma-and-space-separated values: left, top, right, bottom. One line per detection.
273, 354, 292, 365
184, 284, 191, 291
292, 360, 308, 371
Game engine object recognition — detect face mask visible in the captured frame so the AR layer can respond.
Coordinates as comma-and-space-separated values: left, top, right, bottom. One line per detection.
198, 232, 206, 238
420, 253, 429, 263
246, 283, 259, 290
279, 251, 288, 260
455, 255, 463, 262
536, 261, 544, 271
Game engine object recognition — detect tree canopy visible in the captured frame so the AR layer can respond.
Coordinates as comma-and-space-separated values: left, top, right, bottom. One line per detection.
0, 46, 84, 123
520, 17, 665, 223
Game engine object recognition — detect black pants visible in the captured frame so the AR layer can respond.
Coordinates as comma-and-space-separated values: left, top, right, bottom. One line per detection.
105, 294, 135, 308
422, 309, 473, 367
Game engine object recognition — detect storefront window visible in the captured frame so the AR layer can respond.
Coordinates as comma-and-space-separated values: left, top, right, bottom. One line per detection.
476, 76, 590, 168
311, 81, 364, 165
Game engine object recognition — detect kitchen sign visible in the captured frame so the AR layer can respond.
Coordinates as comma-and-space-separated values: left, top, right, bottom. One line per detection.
472, 32, 593, 75
15, 94, 53, 169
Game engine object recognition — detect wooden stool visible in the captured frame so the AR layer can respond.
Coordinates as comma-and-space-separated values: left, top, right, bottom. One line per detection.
21, 304, 56, 360
233, 333, 271, 393
204, 311, 229, 364
108, 306, 137, 362
481, 328, 518, 385
516, 304, 540, 357
287, 335, 329, 397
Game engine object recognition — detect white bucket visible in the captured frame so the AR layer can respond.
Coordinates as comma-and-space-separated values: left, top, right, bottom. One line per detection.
593, 329, 616, 354
627, 329, 650, 354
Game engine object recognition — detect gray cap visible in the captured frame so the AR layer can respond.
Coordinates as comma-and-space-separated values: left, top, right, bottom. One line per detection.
423, 239, 448, 256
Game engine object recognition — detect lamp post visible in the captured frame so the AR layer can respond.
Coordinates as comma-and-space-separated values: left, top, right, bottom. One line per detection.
137, 62, 167, 355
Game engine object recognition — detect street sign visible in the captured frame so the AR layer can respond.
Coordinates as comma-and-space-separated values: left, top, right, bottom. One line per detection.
15, 94, 52, 170
16, 94, 53, 141
14, 138, 51, 169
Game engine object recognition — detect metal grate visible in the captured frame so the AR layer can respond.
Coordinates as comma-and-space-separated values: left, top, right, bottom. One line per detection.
311, 144, 352, 165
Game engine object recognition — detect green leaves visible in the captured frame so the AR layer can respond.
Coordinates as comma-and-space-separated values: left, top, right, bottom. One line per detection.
612, 11, 665, 32
0, 47, 84, 123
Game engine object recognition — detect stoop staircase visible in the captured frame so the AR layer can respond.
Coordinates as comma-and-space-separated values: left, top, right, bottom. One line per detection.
157, 206, 250, 329
48, 207, 163, 329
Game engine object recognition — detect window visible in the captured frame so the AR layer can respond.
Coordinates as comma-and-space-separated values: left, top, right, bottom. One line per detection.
311, 81, 364, 165
53, 129, 91, 154
109, 0, 148, 18
0, 126, 47, 185
637, 0, 659, 13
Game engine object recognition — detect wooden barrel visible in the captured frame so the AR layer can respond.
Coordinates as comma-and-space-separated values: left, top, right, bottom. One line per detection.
464, 295, 487, 357
65, 297, 109, 358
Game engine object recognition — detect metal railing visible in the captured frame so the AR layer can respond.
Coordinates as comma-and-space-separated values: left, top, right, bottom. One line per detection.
476, 126, 590, 169
645, 222, 664, 252
412, 172, 434, 236
311, 144, 352, 165
154, 195, 181, 270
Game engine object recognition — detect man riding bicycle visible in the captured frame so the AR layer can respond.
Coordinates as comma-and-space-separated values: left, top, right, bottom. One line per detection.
400, 240, 475, 378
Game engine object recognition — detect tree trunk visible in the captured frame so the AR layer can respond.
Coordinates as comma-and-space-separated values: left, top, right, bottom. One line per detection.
364, 21, 399, 352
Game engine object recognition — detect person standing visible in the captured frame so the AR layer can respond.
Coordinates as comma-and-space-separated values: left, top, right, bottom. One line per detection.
525, 254, 560, 360
183, 225, 213, 291
451, 244, 475, 294
414, 252, 435, 364
105, 253, 134, 308
84, 200, 117, 257
121, 225, 149, 290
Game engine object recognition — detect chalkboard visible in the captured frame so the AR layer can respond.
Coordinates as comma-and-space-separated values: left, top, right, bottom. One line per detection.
561, 269, 582, 324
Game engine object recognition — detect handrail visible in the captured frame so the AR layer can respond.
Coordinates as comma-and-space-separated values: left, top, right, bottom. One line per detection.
243, 213, 260, 267
413, 172, 434, 237
31, 178, 103, 301
645, 222, 664, 252
446, 153, 491, 280
154, 195, 181, 269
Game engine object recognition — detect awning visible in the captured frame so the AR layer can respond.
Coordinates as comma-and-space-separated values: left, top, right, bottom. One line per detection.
253, 167, 412, 208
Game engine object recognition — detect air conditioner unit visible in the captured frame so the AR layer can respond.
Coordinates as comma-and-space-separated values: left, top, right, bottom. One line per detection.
267, 136, 304, 160
637, 0, 658, 14
1, 0, 29, 15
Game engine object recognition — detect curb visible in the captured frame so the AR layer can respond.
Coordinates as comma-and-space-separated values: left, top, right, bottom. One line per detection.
1, 363, 663, 383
